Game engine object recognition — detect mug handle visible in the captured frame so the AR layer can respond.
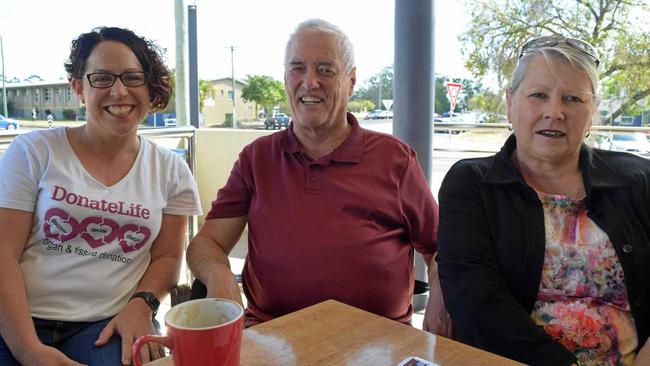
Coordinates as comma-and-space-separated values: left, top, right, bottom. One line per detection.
132, 335, 172, 366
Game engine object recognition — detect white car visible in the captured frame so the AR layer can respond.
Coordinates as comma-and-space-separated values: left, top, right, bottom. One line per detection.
365, 109, 392, 119
600, 133, 650, 156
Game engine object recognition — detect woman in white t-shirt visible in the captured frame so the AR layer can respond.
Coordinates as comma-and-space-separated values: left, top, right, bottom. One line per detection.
0, 27, 202, 366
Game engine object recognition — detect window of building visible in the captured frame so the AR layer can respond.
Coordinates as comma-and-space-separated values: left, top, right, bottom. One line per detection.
34, 89, 39, 101
44, 88, 51, 101
56, 87, 62, 95
14, 90, 20, 97
67, 88, 72, 100
227, 90, 234, 101
220, 90, 224, 96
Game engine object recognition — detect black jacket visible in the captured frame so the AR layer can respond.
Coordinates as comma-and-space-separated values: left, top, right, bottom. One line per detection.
437, 135, 650, 366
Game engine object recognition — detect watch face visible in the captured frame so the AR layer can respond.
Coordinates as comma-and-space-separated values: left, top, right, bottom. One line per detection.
145, 293, 157, 304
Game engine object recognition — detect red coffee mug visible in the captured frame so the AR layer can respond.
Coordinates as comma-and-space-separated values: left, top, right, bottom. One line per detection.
132, 298, 244, 366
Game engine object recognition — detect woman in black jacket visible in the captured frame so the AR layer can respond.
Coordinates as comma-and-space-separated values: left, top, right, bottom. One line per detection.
437, 36, 650, 365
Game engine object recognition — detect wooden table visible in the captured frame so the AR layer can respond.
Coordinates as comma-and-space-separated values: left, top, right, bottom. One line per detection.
147, 300, 523, 366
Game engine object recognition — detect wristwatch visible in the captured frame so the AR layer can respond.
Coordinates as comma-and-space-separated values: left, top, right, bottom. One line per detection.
129, 291, 160, 318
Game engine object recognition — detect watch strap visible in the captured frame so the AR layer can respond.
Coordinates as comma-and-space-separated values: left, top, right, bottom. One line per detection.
129, 291, 160, 318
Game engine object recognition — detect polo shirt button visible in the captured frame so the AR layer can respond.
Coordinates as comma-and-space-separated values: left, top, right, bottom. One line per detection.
622, 244, 633, 254
309, 176, 317, 182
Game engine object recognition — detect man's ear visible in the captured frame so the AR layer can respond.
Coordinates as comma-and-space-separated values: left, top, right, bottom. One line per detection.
348, 67, 356, 97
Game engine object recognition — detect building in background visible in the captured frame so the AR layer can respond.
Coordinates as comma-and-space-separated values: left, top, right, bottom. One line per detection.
202, 77, 256, 126
3, 76, 259, 125
4, 80, 83, 120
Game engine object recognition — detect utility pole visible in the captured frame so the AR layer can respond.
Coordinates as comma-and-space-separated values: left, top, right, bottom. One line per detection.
174, 0, 190, 126
378, 72, 383, 110
188, 4, 199, 128
228, 45, 237, 129
1, 36, 7, 117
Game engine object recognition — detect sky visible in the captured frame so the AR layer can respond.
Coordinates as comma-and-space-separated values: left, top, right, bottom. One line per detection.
0, 0, 477, 89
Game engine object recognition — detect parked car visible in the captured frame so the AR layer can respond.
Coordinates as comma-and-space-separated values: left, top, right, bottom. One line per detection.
600, 133, 650, 156
365, 110, 382, 120
365, 109, 393, 120
378, 109, 393, 119
0, 114, 19, 130
265, 113, 290, 129
433, 113, 468, 134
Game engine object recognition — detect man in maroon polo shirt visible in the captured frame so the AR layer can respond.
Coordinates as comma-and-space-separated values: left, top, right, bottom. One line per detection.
187, 18, 445, 329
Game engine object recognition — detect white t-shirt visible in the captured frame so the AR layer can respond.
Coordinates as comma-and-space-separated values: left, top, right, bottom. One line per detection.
0, 127, 202, 321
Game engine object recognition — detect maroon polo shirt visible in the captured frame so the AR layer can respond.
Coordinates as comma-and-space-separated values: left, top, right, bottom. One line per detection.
206, 113, 438, 326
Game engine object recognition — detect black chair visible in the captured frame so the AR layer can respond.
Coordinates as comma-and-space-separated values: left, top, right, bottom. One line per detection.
171, 275, 429, 306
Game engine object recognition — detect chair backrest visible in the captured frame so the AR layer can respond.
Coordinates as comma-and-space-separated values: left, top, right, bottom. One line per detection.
171, 277, 430, 307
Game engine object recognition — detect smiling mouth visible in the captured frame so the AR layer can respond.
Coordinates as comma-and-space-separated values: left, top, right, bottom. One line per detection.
299, 96, 323, 105
537, 130, 565, 138
104, 105, 134, 116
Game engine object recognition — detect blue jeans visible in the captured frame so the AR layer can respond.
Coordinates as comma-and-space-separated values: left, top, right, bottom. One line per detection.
0, 317, 123, 366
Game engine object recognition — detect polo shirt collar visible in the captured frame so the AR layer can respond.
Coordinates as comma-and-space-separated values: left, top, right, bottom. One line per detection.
484, 134, 630, 189
279, 112, 363, 163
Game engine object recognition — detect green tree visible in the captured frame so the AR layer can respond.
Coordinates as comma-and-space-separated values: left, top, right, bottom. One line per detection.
353, 66, 393, 108
0, 94, 14, 116
434, 76, 451, 114
241, 75, 287, 117
461, 0, 650, 123
199, 80, 215, 112
356, 68, 490, 115
434, 76, 490, 114
161, 72, 215, 114
348, 99, 375, 113
468, 91, 504, 123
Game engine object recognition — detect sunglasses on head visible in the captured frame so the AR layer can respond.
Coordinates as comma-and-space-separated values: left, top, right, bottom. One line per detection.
518, 36, 600, 67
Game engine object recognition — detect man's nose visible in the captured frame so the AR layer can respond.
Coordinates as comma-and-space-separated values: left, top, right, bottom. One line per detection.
301, 68, 320, 89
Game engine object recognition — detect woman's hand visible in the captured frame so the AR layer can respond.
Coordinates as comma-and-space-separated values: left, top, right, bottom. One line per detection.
634, 338, 650, 366
94, 299, 163, 366
17, 342, 86, 366
423, 256, 454, 338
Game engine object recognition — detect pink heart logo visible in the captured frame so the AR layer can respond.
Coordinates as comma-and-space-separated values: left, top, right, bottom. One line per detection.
79, 217, 119, 249
43, 208, 80, 242
117, 224, 151, 253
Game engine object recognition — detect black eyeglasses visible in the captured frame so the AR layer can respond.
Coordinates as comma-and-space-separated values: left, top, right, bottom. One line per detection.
86, 71, 147, 88
518, 36, 600, 67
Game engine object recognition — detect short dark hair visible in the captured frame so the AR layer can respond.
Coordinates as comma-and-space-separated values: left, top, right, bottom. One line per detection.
64, 27, 172, 112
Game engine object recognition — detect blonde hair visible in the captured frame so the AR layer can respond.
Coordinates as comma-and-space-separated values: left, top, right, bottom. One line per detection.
509, 41, 600, 126
509, 43, 599, 99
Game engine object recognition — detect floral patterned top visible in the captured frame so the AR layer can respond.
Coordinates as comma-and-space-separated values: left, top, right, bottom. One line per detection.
531, 193, 638, 365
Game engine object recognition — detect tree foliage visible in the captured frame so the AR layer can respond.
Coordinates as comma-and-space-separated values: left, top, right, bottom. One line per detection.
435, 77, 487, 114
353, 66, 394, 108
199, 80, 215, 112
461, 0, 650, 122
353, 66, 496, 115
241, 75, 286, 116
0, 95, 14, 116
348, 99, 376, 113
161, 72, 215, 114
